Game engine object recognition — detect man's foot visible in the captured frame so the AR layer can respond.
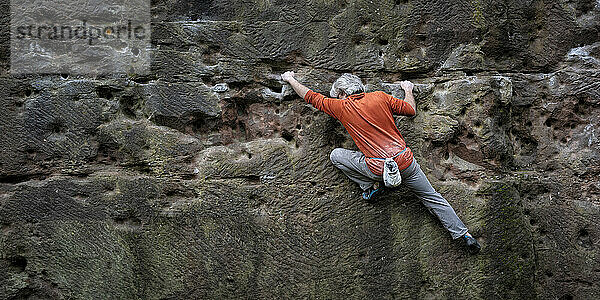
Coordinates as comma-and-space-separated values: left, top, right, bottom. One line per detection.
362, 182, 384, 201
462, 232, 481, 254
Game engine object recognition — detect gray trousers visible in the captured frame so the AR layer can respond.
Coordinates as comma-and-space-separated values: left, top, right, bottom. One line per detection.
329, 148, 469, 240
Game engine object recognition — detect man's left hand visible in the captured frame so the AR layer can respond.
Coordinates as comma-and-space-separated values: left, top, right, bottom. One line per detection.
281, 71, 295, 82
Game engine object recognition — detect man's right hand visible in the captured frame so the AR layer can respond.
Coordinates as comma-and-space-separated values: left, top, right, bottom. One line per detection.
399, 80, 416, 115
281, 71, 295, 83
400, 80, 414, 92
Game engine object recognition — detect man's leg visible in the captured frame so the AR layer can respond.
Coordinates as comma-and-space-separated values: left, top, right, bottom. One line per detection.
401, 159, 469, 240
329, 148, 382, 191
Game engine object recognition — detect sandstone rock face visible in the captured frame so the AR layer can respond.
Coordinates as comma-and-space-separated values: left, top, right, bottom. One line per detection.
1, 0, 600, 299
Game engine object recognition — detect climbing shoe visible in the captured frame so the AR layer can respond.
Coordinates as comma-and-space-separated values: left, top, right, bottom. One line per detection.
362, 182, 384, 201
462, 234, 481, 254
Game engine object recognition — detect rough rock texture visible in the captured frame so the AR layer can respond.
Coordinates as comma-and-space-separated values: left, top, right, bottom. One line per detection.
1, 0, 600, 299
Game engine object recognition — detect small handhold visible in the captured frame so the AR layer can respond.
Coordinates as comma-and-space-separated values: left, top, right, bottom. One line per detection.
212, 83, 229, 93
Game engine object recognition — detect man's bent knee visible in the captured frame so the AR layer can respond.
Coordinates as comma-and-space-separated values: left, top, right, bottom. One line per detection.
329, 148, 345, 165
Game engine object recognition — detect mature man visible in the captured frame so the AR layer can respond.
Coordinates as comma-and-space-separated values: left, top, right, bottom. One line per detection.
281, 71, 481, 254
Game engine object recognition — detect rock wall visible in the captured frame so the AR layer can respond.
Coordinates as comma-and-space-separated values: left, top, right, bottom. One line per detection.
1, 0, 599, 299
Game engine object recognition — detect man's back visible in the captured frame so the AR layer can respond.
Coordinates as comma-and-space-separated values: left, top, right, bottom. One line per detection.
304, 90, 416, 175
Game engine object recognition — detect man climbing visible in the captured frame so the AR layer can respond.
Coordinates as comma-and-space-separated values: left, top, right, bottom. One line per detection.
281, 71, 481, 254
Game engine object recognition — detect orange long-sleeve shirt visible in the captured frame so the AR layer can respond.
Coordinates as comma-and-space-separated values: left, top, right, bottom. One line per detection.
304, 90, 416, 176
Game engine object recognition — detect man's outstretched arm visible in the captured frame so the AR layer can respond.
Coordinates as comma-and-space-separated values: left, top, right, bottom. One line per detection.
281, 71, 309, 99
280, 71, 342, 118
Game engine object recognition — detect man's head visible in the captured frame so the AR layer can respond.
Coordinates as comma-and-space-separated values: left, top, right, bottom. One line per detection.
330, 73, 366, 98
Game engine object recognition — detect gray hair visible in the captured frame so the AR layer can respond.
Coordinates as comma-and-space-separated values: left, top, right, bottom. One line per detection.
330, 73, 366, 98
